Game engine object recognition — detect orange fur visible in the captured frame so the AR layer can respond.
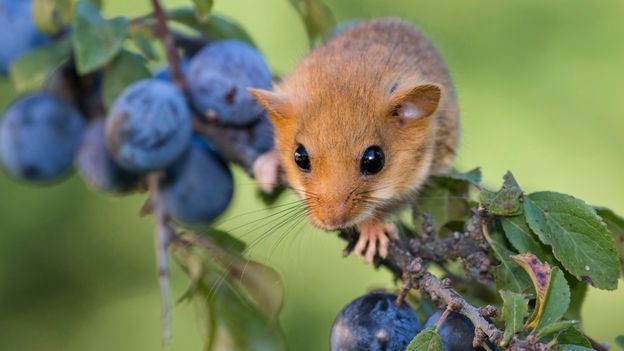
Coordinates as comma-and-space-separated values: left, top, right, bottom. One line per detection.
249, 19, 459, 231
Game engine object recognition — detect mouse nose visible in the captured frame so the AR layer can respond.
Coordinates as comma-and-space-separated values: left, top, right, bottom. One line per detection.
318, 199, 351, 229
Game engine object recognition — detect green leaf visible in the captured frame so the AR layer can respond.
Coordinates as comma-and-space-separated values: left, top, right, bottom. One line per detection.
615, 335, 624, 351
213, 282, 287, 351
444, 167, 482, 185
414, 176, 471, 233
406, 327, 443, 351
501, 216, 554, 263
524, 192, 620, 290
554, 345, 594, 351
491, 241, 531, 294
557, 326, 592, 348
500, 290, 528, 346
166, 9, 255, 46
173, 245, 286, 351
203, 228, 247, 254
565, 276, 587, 321
71, 2, 129, 74
486, 225, 531, 293
192, 0, 213, 22
595, 206, 624, 276
33, 0, 74, 34
537, 267, 570, 332
479, 171, 524, 216
129, 30, 159, 61
102, 50, 150, 109
535, 320, 577, 340
9, 37, 72, 92
289, 0, 335, 46
200, 235, 284, 321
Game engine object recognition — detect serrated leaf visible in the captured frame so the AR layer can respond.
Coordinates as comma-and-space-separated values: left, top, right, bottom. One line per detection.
501, 216, 554, 263
9, 36, 72, 92
72, 2, 128, 74
615, 335, 624, 351
479, 171, 524, 216
289, 0, 335, 46
166, 9, 255, 46
524, 192, 620, 290
512, 254, 570, 331
444, 167, 482, 185
535, 320, 577, 340
500, 290, 528, 346
192, 0, 213, 21
102, 50, 150, 108
406, 327, 443, 351
557, 326, 591, 348
595, 206, 624, 276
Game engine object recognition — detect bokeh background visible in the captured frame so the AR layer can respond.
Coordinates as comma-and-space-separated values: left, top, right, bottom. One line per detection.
1, 0, 623, 350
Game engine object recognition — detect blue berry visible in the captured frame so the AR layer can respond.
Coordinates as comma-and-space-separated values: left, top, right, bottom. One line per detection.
187, 40, 272, 126
331, 292, 422, 351
0, 0, 48, 75
76, 120, 139, 194
161, 136, 234, 226
424, 310, 496, 351
105, 79, 192, 172
0, 93, 85, 182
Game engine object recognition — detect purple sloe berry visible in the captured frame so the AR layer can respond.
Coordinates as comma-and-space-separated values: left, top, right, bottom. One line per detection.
105, 79, 192, 172
76, 119, 139, 194
161, 136, 234, 226
0, 93, 85, 182
331, 291, 422, 351
424, 309, 497, 351
187, 40, 272, 126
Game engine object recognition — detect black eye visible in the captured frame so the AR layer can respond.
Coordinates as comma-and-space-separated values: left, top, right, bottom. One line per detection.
294, 144, 311, 172
360, 145, 384, 175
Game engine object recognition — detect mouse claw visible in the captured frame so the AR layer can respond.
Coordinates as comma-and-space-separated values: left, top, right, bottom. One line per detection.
252, 149, 281, 193
354, 221, 398, 264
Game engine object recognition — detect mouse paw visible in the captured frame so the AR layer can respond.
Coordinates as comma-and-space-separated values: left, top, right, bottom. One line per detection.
353, 220, 398, 264
252, 149, 281, 193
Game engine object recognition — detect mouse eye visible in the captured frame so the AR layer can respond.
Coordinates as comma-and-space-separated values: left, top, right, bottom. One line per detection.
294, 144, 311, 172
360, 145, 384, 175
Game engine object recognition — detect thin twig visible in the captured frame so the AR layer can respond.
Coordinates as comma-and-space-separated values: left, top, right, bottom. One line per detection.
147, 173, 173, 345
150, 0, 186, 91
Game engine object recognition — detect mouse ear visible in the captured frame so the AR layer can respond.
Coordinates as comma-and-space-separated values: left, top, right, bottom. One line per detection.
248, 88, 290, 119
389, 84, 442, 123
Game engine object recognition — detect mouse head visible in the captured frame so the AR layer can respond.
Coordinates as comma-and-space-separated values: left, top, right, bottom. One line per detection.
249, 82, 442, 230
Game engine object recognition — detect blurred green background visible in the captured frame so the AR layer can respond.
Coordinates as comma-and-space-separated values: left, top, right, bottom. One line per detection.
1, 0, 623, 350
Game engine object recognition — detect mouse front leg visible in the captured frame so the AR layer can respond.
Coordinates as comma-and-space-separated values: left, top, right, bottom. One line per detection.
353, 219, 399, 264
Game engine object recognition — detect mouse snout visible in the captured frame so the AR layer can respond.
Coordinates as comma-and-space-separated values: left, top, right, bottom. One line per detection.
311, 195, 353, 230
